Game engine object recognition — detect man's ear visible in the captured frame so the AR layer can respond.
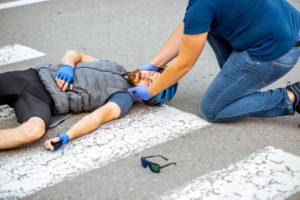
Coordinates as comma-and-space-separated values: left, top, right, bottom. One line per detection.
122, 72, 129, 80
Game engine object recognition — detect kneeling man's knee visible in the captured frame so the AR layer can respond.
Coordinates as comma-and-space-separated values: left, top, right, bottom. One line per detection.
199, 99, 215, 122
199, 99, 224, 123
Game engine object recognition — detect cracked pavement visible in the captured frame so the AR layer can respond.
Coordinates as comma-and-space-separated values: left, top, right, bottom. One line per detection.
0, 0, 299, 199
0, 105, 208, 199
161, 147, 300, 200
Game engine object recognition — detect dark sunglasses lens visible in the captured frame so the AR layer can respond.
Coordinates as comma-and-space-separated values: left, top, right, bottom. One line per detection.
149, 163, 160, 173
141, 157, 148, 168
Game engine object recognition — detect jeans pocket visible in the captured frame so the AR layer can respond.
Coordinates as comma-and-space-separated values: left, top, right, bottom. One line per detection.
272, 47, 300, 68
231, 51, 260, 72
259, 49, 299, 88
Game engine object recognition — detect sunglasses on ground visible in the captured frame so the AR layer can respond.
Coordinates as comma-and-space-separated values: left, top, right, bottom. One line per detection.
141, 155, 176, 173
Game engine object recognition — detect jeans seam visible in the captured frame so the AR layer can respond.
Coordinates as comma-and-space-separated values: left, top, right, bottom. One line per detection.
206, 72, 249, 120
259, 63, 273, 88
214, 88, 294, 121
215, 105, 289, 122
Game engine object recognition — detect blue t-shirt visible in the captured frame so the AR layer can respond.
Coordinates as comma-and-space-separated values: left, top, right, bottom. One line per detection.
108, 92, 133, 118
184, 0, 300, 61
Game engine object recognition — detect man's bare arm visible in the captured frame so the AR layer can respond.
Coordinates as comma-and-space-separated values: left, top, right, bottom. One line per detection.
56, 50, 98, 91
44, 102, 121, 150
150, 23, 184, 67
149, 32, 208, 95
61, 50, 98, 67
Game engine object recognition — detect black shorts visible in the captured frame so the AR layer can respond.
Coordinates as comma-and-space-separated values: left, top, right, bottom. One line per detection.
0, 68, 54, 130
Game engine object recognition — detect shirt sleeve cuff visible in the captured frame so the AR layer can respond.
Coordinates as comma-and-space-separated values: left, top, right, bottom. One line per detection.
108, 92, 133, 118
184, 27, 210, 35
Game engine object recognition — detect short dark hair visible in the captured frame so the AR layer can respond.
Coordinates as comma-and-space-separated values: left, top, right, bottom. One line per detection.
123, 69, 141, 86
124, 68, 177, 106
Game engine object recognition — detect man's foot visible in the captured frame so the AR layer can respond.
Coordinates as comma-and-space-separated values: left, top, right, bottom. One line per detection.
287, 82, 300, 112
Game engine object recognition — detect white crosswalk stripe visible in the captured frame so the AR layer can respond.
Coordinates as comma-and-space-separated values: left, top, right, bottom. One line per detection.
0, 1, 299, 197
0, 105, 209, 199
160, 146, 300, 200
0, 0, 48, 10
0, 105, 15, 121
0, 44, 45, 66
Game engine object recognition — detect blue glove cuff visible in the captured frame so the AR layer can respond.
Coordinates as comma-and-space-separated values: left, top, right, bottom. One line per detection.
62, 64, 74, 70
148, 64, 159, 69
59, 133, 70, 145
128, 86, 153, 100
139, 64, 159, 72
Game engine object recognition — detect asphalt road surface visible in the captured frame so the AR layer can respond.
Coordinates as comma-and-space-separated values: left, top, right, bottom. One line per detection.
0, 0, 300, 199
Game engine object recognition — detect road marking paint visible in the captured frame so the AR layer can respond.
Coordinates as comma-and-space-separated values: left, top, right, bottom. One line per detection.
0, 44, 45, 66
0, 0, 47, 10
0, 105, 15, 121
0, 105, 209, 199
160, 146, 300, 200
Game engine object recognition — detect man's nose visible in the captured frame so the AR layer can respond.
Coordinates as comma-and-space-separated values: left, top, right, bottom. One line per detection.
141, 74, 147, 79
141, 76, 149, 82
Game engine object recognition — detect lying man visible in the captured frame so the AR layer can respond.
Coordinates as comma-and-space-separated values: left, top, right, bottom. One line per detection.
0, 50, 177, 151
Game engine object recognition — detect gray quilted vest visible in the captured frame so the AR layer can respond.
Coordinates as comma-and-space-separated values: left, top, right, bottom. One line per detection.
36, 60, 131, 114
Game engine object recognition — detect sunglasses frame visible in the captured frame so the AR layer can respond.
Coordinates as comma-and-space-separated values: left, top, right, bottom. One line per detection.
141, 155, 176, 173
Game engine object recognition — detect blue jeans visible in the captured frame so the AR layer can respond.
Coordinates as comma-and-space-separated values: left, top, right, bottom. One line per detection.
200, 33, 300, 122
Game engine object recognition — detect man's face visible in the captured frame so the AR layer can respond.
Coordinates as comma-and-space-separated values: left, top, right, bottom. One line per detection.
133, 70, 161, 86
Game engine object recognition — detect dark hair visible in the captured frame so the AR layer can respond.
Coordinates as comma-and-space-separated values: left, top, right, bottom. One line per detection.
124, 68, 177, 106
122, 69, 140, 86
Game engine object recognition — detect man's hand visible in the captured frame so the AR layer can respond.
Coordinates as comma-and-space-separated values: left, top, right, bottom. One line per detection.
44, 133, 70, 151
128, 85, 154, 100
139, 64, 160, 72
54, 64, 74, 92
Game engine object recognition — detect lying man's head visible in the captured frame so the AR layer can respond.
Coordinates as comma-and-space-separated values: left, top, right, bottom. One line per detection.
124, 69, 178, 106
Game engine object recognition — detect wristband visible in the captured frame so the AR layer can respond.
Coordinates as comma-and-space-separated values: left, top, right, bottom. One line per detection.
59, 133, 70, 145
139, 64, 160, 72
62, 64, 74, 69
51, 133, 70, 151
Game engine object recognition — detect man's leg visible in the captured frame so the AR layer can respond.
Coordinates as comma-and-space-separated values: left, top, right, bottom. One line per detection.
200, 47, 300, 122
0, 69, 54, 150
0, 69, 34, 106
0, 117, 45, 150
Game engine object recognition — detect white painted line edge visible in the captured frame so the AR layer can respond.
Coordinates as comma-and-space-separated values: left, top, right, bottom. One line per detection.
160, 146, 300, 200
0, 44, 45, 66
0, 105, 15, 121
0, 105, 209, 199
0, 0, 48, 10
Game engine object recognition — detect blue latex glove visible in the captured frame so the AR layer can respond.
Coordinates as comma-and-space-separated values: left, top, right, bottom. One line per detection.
128, 85, 154, 100
51, 133, 70, 151
139, 64, 160, 72
54, 64, 74, 84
